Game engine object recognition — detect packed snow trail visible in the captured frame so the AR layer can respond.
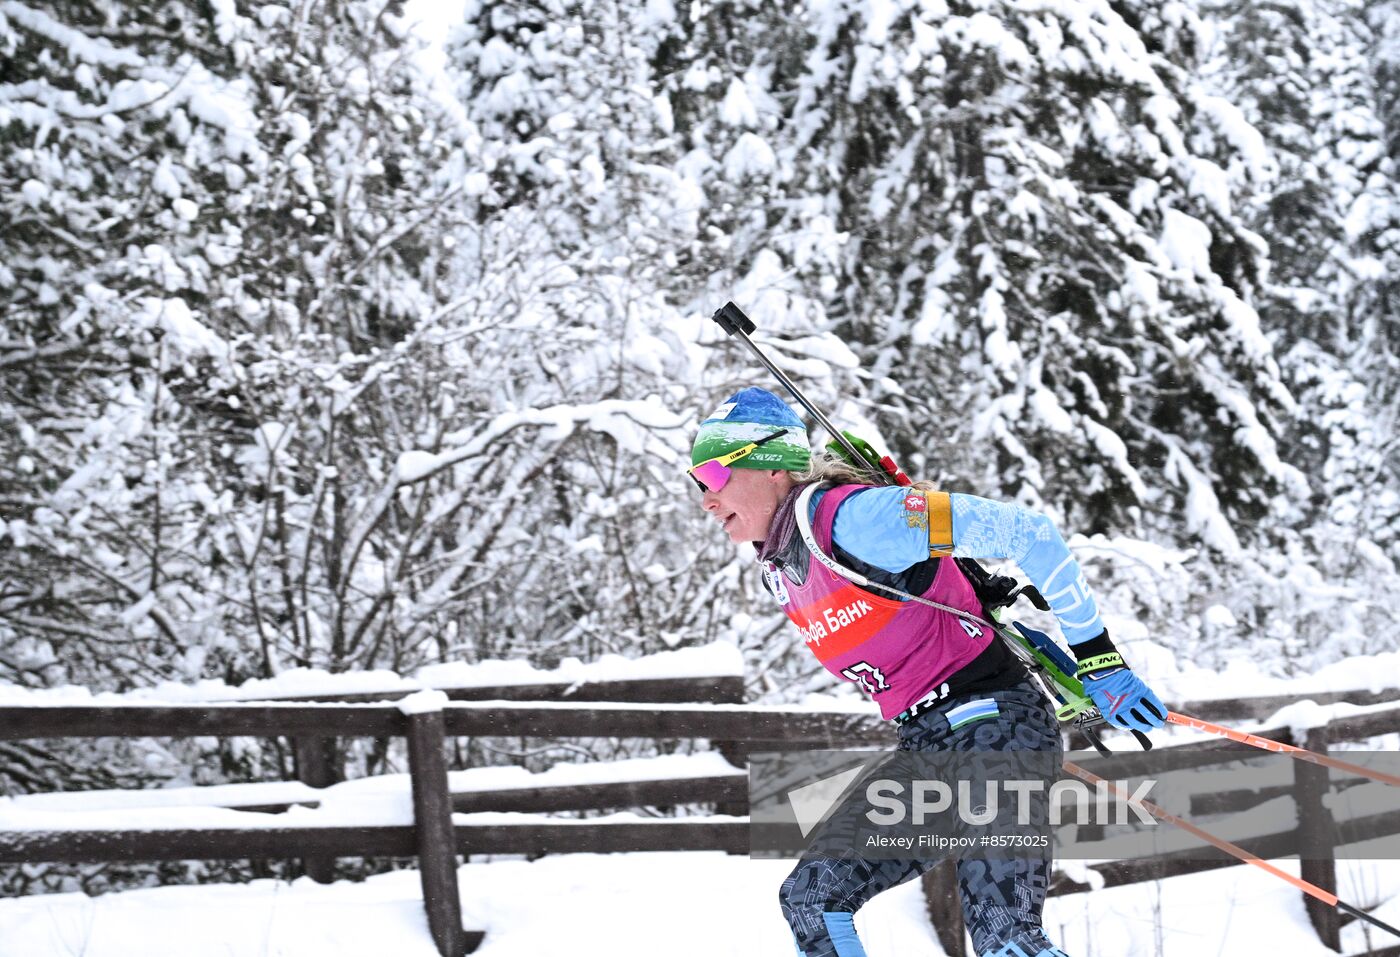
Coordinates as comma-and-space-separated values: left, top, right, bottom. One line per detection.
1, 851, 1397, 956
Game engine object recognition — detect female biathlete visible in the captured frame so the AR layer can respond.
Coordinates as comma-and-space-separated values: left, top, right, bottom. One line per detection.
689, 387, 1166, 957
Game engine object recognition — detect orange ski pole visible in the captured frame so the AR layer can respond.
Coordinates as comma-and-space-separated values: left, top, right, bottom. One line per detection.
1063, 760, 1400, 940
1167, 711, 1400, 788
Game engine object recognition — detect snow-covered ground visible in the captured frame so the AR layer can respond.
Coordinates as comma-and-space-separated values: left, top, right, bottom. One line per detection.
1, 850, 1397, 957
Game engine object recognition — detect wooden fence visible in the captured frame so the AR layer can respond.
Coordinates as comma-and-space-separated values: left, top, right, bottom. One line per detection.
2, 676, 1399, 956
0, 673, 873, 956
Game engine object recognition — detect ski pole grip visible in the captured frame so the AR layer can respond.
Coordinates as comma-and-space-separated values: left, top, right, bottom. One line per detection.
712, 301, 756, 337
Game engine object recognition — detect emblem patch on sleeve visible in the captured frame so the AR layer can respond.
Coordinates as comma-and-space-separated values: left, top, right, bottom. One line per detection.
903, 492, 928, 530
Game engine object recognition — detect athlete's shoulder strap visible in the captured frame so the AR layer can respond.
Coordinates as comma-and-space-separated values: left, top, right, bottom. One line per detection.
794, 483, 874, 588
793, 483, 993, 629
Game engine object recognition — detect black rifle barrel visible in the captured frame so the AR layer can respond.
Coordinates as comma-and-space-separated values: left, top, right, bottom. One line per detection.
708, 302, 888, 485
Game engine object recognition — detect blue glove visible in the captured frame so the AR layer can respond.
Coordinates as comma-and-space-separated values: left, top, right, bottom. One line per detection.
1081, 667, 1167, 733
1073, 631, 1167, 735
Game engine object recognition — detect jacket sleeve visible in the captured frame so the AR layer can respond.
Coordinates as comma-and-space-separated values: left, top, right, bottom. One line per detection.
946, 493, 1104, 644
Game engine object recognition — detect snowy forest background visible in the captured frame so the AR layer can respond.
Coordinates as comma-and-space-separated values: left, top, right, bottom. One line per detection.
3, 0, 1400, 894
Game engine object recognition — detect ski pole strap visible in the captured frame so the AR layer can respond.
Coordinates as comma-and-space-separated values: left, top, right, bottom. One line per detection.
1070, 629, 1130, 677
1074, 653, 1125, 677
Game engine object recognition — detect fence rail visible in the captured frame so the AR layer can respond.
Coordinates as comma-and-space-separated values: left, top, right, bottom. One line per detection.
0, 820, 753, 863
0, 702, 886, 743
246, 675, 748, 705
3, 675, 1399, 956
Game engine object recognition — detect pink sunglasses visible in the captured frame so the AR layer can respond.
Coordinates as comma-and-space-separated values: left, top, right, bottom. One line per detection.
688, 429, 789, 493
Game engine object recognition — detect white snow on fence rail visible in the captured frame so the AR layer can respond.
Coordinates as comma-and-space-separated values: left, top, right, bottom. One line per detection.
0, 698, 872, 716
0, 640, 745, 706
1257, 697, 1400, 736
448, 810, 747, 826
0, 752, 742, 830
1155, 649, 1400, 703
6, 779, 323, 813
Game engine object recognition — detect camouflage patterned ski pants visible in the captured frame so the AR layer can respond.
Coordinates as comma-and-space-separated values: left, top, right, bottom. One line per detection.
778, 679, 1068, 957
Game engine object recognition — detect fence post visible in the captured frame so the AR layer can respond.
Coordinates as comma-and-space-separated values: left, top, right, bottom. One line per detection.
404, 694, 467, 957
710, 675, 750, 821
294, 735, 339, 883
922, 859, 966, 957
1296, 726, 1339, 951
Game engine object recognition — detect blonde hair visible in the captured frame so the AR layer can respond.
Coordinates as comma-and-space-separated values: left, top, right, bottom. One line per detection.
794, 452, 938, 491
792, 453, 868, 486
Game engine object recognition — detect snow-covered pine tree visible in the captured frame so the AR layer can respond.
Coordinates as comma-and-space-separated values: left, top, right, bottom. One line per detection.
0, 0, 272, 690
1194, 0, 1400, 660
0, 0, 528, 691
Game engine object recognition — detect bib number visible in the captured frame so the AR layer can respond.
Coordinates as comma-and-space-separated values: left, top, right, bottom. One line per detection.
841, 661, 890, 697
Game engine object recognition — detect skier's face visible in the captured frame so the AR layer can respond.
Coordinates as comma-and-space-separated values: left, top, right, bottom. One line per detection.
700, 467, 795, 544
